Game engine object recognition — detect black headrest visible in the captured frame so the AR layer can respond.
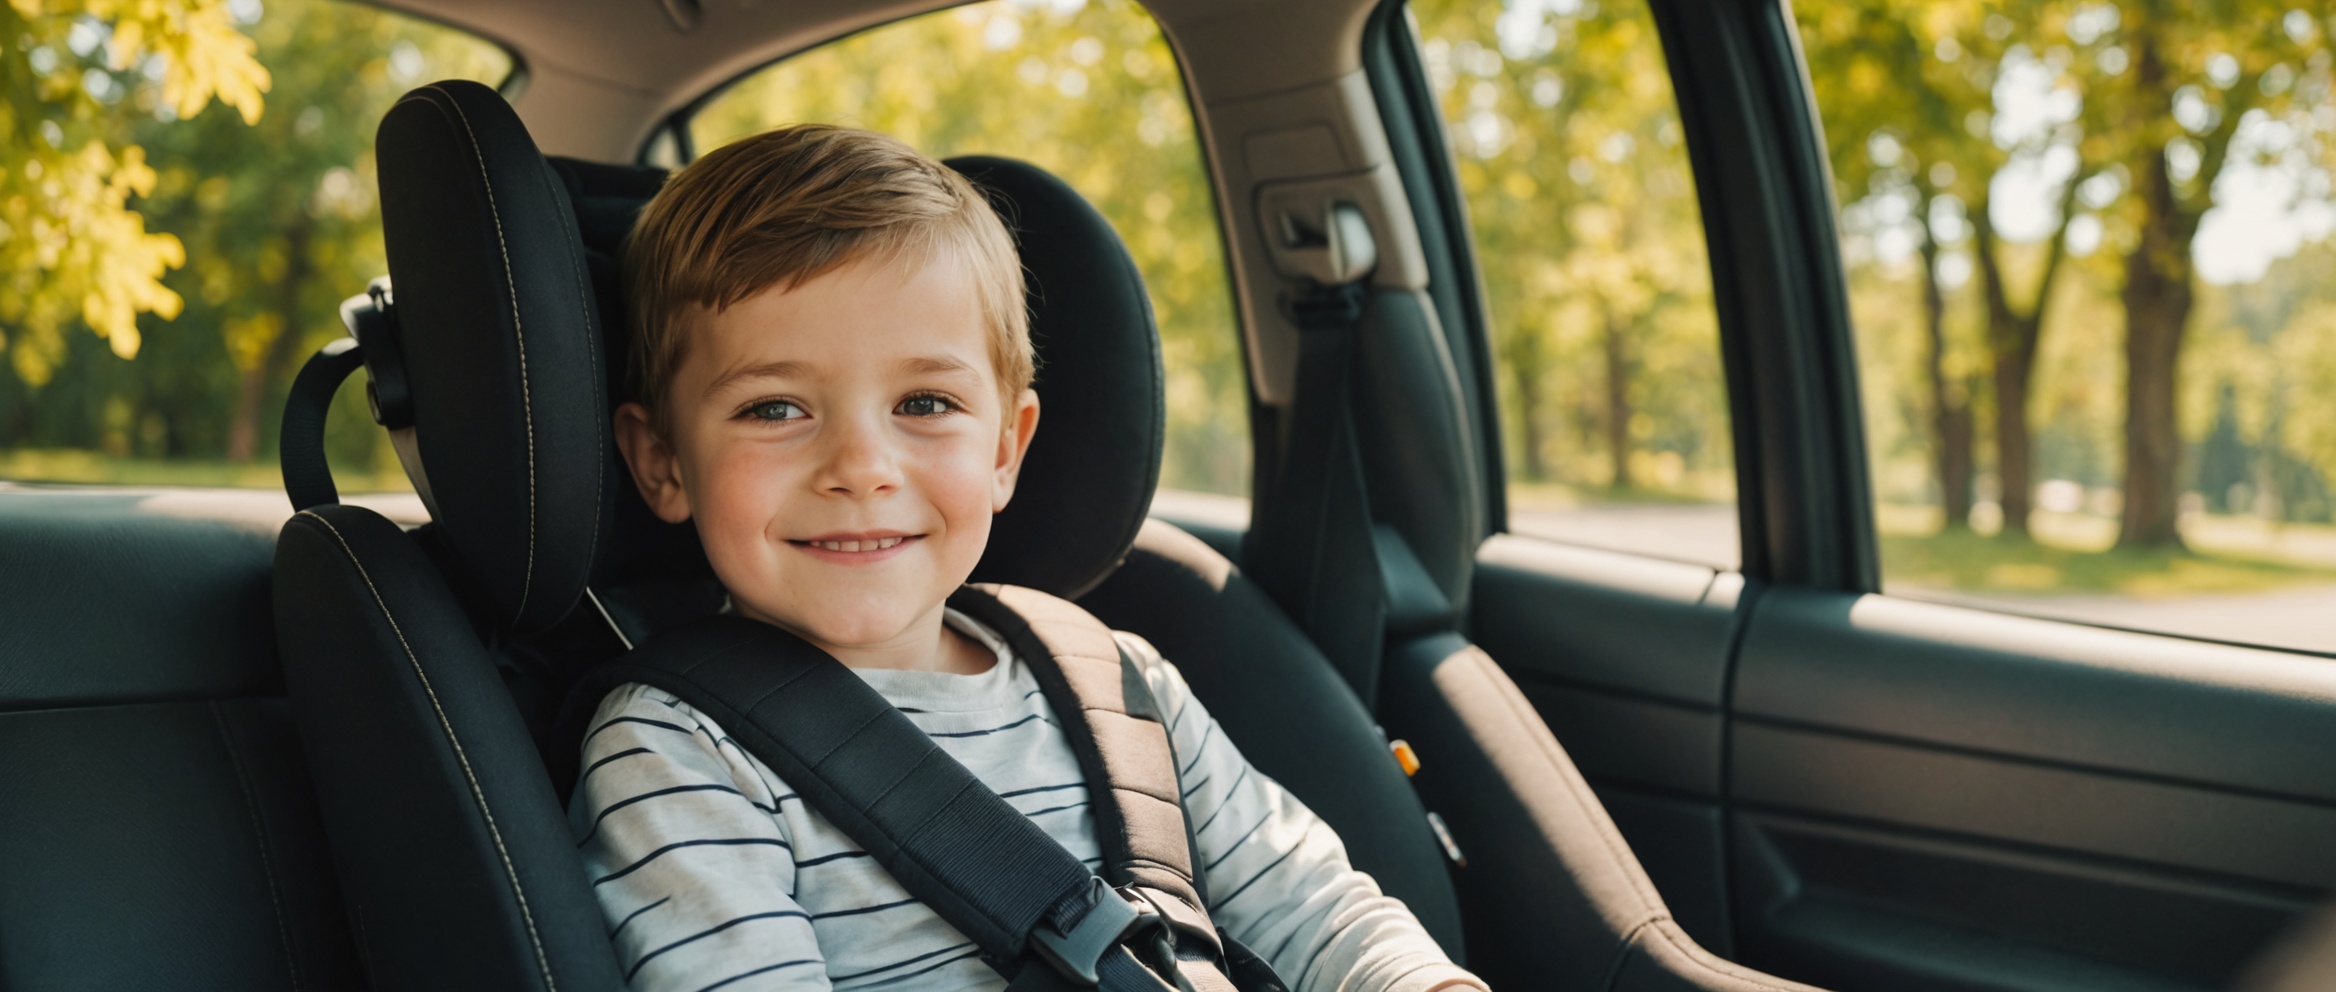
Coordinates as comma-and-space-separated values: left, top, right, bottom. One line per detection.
372, 82, 1163, 625
374, 80, 611, 635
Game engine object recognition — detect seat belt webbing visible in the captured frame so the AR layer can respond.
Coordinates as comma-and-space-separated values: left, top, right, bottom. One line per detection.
1244, 283, 1389, 710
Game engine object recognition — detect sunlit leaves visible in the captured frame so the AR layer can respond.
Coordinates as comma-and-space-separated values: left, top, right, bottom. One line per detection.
2, 0, 268, 381
1415, 0, 1728, 494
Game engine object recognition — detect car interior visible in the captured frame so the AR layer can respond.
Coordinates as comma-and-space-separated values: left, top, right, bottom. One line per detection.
4, 0, 2334, 991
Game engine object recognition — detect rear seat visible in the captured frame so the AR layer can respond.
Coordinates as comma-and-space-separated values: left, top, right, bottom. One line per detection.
0, 485, 368, 990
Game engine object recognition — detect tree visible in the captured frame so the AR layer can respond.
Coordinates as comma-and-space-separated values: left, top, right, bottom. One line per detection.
2093, 3, 2329, 548
1415, 0, 1725, 496
1, 0, 268, 385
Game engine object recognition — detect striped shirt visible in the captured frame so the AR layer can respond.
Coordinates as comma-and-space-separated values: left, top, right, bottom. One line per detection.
572, 609, 1481, 992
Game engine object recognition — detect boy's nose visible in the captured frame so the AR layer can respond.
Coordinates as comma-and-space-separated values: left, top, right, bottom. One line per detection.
814, 415, 904, 497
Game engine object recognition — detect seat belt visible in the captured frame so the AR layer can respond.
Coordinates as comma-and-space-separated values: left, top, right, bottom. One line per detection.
560, 585, 1274, 992
1242, 225, 1391, 709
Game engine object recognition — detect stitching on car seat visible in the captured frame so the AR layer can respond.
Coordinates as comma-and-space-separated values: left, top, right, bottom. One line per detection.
553, 170, 607, 595
212, 701, 303, 992
548, 163, 605, 588
297, 509, 559, 992
432, 84, 538, 625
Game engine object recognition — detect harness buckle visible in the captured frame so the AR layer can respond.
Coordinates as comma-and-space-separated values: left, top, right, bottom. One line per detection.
1031, 878, 1161, 986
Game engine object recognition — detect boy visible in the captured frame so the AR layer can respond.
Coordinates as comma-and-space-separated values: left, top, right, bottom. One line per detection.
579, 123, 1486, 992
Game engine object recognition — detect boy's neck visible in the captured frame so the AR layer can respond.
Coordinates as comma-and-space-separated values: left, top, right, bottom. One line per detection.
741, 601, 996, 675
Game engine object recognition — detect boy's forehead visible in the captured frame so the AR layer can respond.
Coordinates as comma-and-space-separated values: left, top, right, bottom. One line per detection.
684, 257, 998, 392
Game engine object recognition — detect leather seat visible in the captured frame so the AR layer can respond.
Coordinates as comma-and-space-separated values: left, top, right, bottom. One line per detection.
0, 491, 361, 991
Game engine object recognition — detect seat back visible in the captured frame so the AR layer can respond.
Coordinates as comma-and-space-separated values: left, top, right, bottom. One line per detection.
1, 489, 362, 991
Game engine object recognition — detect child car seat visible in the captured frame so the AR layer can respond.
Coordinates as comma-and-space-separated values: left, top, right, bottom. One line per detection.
272, 79, 1822, 992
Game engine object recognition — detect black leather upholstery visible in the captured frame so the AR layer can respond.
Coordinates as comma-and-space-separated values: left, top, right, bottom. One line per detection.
375, 79, 612, 636
0, 491, 361, 991
276, 504, 625, 992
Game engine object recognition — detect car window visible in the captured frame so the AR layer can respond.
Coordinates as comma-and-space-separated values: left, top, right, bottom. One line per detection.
689, 0, 1248, 500
1410, 0, 1739, 570
1796, 3, 2336, 654
0, 0, 509, 491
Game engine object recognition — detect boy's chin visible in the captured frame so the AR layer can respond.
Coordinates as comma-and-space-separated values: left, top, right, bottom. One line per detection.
741, 597, 934, 651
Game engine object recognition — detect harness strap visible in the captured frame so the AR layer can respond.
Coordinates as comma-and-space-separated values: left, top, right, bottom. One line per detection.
281, 339, 366, 510
562, 585, 1262, 991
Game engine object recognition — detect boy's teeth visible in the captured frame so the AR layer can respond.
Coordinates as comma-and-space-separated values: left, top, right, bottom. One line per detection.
815, 537, 904, 552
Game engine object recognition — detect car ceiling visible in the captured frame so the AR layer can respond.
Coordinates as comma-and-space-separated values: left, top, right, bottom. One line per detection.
369, 0, 1379, 162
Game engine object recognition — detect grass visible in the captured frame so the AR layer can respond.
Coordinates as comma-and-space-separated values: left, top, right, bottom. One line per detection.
1506, 479, 1733, 510
0, 449, 414, 494
1877, 503, 2336, 597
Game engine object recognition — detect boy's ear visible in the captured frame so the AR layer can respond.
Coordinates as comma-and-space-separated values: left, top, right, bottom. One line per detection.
991, 388, 1042, 513
613, 402, 693, 524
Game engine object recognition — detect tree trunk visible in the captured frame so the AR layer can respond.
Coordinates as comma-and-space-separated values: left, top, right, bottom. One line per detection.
224, 220, 314, 462
1919, 221, 1975, 529
1602, 303, 1632, 490
2113, 32, 2239, 551
1972, 176, 2079, 539
1509, 333, 1550, 482
2117, 153, 2194, 548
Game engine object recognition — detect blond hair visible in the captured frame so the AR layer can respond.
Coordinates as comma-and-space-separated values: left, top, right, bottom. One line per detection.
622, 124, 1031, 420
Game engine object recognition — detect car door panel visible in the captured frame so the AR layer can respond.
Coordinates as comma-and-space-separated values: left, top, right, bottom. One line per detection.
1729, 588, 2336, 989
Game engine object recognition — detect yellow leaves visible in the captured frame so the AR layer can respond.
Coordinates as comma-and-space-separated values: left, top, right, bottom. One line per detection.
2, 0, 269, 382
87, 0, 274, 122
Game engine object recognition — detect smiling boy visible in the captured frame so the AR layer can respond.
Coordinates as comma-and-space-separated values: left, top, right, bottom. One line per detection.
576, 124, 1485, 992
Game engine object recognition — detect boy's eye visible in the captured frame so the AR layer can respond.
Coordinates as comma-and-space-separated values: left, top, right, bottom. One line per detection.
745, 400, 805, 422
897, 394, 959, 417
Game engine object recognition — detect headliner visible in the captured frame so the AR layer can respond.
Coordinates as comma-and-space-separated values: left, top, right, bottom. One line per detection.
370, 0, 1375, 161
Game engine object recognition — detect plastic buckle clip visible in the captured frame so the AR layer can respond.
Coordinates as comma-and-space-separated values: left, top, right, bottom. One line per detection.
1031, 878, 1159, 986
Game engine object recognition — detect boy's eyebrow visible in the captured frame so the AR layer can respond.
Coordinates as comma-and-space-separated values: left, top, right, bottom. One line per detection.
900, 355, 978, 377
703, 359, 813, 398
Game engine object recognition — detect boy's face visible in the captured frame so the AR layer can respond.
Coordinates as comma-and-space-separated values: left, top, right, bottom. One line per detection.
615, 253, 1039, 658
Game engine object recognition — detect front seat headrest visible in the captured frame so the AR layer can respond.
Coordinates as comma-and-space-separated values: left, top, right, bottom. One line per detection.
374, 80, 611, 635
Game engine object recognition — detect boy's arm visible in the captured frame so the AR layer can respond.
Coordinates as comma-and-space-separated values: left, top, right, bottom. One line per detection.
1120, 635, 1489, 992
574, 684, 832, 992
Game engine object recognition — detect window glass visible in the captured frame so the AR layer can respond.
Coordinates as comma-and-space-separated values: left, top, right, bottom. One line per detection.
1797, 3, 2336, 653
1411, 0, 1739, 569
691, 0, 1248, 497
0, 0, 509, 490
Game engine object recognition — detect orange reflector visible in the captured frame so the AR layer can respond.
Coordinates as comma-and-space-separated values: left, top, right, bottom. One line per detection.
1389, 739, 1420, 776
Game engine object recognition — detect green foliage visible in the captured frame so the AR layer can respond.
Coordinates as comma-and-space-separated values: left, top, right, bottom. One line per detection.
1, 0, 507, 481
1412, 0, 1731, 500
692, 0, 1247, 495
1, 0, 269, 383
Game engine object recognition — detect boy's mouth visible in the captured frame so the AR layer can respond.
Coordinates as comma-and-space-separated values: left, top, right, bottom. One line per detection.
787, 531, 921, 560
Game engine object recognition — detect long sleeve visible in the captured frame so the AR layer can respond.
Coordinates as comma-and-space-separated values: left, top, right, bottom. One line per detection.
1125, 635, 1486, 992
573, 684, 831, 992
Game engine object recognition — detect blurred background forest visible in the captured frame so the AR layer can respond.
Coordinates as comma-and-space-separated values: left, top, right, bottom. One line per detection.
0, 0, 1247, 494
6, 0, 2336, 643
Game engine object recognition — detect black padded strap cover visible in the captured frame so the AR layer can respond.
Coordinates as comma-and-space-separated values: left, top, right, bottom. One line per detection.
568, 614, 1090, 964
562, 585, 1243, 990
